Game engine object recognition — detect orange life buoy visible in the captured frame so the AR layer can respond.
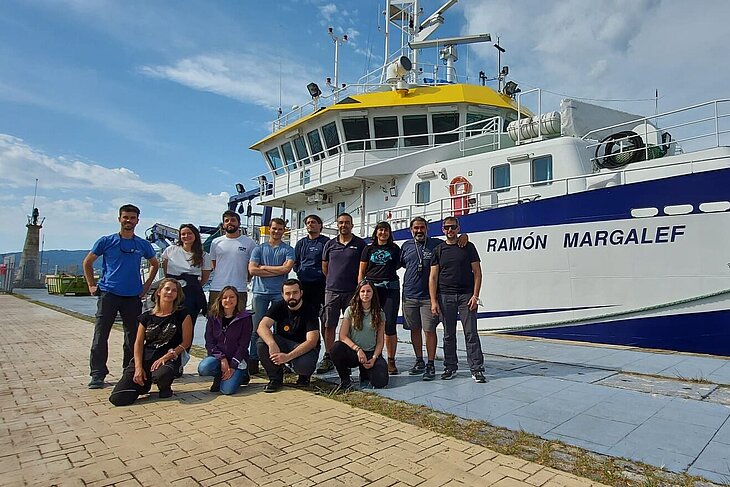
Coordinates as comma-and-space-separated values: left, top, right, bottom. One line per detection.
449, 176, 472, 216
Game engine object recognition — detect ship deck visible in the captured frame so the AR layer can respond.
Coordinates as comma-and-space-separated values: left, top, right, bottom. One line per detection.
10, 289, 730, 484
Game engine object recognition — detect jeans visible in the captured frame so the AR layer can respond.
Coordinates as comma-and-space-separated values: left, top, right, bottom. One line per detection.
438, 293, 484, 372
250, 294, 283, 360
90, 292, 142, 379
257, 335, 319, 383
197, 356, 250, 395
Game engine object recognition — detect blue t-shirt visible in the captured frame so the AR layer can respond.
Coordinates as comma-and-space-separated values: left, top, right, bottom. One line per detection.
294, 235, 330, 283
92, 234, 156, 296
250, 241, 296, 295
401, 237, 442, 299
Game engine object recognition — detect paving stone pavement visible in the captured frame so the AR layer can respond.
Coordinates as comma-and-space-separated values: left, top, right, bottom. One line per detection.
0, 295, 610, 486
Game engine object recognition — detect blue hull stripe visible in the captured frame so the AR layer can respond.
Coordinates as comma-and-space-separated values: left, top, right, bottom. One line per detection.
508, 309, 730, 357
476, 305, 613, 319
392, 168, 730, 240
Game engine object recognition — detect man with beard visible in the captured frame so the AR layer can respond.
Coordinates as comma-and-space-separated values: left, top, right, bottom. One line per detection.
83, 204, 158, 389
318, 212, 367, 374
208, 210, 255, 310
256, 279, 320, 392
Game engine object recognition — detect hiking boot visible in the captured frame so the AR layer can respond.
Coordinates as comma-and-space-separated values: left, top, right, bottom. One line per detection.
295, 375, 311, 387
440, 368, 457, 380
423, 363, 436, 381
210, 375, 221, 392
88, 376, 104, 389
316, 355, 334, 374
264, 380, 283, 393
158, 387, 173, 398
472, 371, 487, 383
408, 358, 426, 375
387, 358, 399, 375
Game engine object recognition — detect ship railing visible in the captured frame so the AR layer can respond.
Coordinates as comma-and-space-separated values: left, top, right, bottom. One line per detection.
255, 116, 504, 200
584, 99, 730, 167
364, 152, 727, 232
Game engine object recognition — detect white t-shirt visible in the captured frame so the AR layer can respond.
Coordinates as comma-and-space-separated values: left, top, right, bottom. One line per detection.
209, 234, 256, 292
162, 245, 212, 277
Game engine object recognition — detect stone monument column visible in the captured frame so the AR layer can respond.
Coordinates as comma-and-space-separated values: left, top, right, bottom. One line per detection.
14, 207, 45, 289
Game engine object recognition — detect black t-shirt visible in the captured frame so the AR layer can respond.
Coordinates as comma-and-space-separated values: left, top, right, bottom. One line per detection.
431, 241, 481, 294
264, 300, 319, 343
138, 308, 189, 360
360, 243, 401, 282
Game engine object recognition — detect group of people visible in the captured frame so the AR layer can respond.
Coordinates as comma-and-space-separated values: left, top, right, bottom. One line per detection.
84, 204, 487, 406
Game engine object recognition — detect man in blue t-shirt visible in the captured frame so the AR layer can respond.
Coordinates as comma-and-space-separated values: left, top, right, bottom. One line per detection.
82, 204, 158, 389
248, 217, 295, 373
400, 217, 443, 381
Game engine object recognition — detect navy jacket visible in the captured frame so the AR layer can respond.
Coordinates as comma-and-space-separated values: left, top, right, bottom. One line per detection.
204, 311, 253, 368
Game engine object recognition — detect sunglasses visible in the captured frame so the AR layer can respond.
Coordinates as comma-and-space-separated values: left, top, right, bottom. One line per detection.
119, 239, 137, 254
443, 224, 458, 230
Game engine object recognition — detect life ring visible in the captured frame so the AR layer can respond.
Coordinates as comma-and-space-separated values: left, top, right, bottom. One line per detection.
449, 176, 472, 216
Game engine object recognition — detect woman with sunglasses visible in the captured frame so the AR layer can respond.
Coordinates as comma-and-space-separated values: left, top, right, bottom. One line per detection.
198, 286, 253, 394
109, 278, 193, 405
330, 280, 388, 390
358, 221, 401, 375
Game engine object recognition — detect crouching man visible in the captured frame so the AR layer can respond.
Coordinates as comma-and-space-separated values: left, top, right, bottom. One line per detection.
257, 279, 320, 392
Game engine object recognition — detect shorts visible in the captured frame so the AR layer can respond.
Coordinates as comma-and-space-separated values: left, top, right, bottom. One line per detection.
374, 287, 400, 337
323, 290, 354, 328
402, 297, 439, 333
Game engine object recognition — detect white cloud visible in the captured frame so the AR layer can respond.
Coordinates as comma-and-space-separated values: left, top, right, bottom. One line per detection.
140, 52, 323, 110
319, 3, 338, 22
0, 134, 230, 252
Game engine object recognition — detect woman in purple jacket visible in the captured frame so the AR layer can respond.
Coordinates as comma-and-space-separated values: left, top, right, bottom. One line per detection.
198, 286, 253, 394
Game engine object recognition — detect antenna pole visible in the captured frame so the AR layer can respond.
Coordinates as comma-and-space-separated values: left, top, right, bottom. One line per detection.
31, 178, 38, 214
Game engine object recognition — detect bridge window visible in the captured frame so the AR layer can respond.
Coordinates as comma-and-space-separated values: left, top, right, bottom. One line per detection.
403, 115, 428, 147
281, 142, 296, 170
342, 117, 371, 151
292, 136, 310, 166
265, 147, 285, 175
531, 155, 553, 185
374, 116, 398, 149
467, 112, 492, 136
415, 181, 430, 204
307, 129, 325, 161
322, 121, 341, 156
433, 113, 459, 144
491, 164, 510, 191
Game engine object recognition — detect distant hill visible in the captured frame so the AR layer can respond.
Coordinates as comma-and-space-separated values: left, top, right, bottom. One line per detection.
1, 250, 98, 275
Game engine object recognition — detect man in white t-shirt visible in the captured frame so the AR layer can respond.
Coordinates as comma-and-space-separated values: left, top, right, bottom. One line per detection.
209, 210, 255, 309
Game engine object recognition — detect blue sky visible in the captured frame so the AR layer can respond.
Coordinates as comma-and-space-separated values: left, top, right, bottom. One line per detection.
1, 0, 729, 253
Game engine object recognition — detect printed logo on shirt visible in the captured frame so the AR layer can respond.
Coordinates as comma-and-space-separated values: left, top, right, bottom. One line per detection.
370, 248, 392, 265
239, 246, 247, 252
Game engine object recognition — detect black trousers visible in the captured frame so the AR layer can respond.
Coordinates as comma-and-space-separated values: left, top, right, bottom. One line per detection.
90, 292, 142, 378
257, 336, 319, 383
330, 341, 389, 388
109, 356, 179, 406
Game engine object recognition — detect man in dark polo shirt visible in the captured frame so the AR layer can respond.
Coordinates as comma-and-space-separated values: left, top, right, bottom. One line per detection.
318, 212, 367, 374
429, 216, 486, 383
257, 279, 320, 392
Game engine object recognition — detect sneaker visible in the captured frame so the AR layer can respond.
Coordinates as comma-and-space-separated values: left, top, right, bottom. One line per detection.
316, 356, 334, 374
240, 371, 251, 386
159, 387, 173, 398
440, 368, 457, 380
423, 363, 436, 381
408, 358, 426, 375
472, 371, 487, 383
387, 358, 399, 375
264, 380, 283, 393
248, 359, 259, 376
337, 379, 354, 392
87, 377, 104, 389
295, 375, 310, 387
210, 375, 221, 392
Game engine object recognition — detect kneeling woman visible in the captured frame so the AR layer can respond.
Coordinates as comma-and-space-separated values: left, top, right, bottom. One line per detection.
198, 286, 253, 394
330, 280, 388, 390
109, 278, 193, 406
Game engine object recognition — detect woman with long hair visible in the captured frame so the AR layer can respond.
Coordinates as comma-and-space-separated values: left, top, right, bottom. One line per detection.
198, 286, 253, 394
162, 224, 212, 320
329, 280, 388, 390
358, 221, 401, 375
109, 278, 193, 406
